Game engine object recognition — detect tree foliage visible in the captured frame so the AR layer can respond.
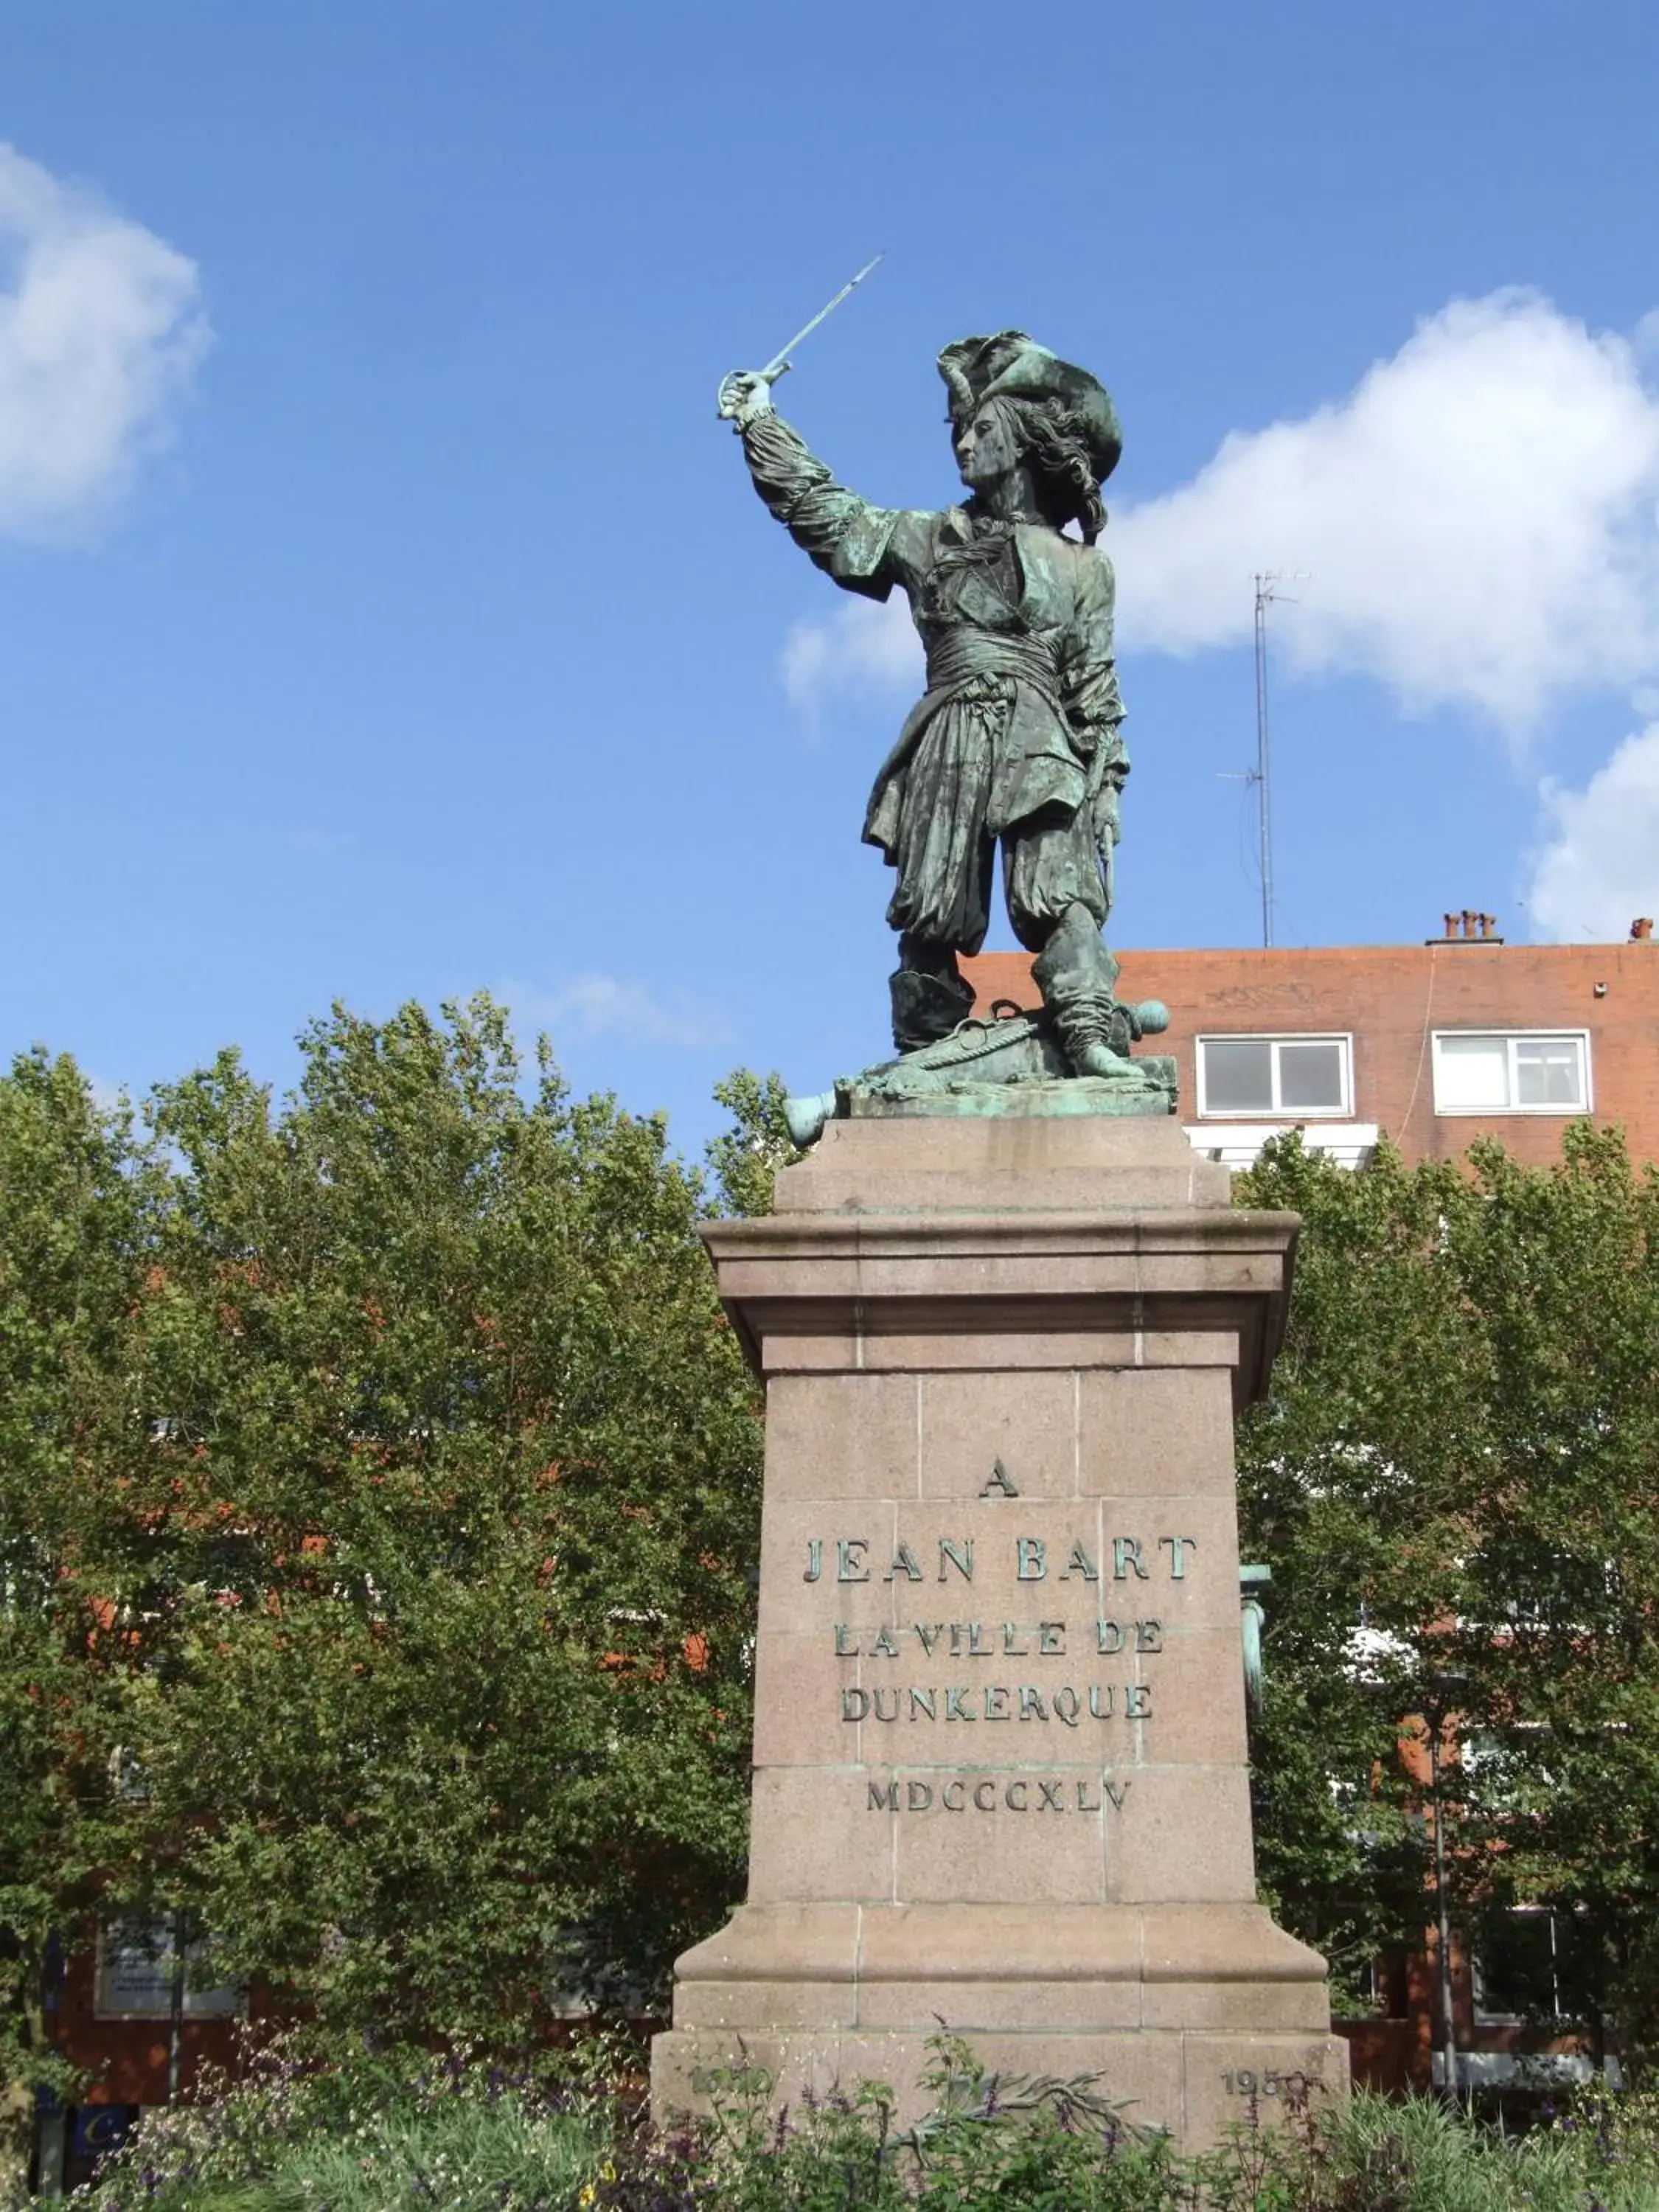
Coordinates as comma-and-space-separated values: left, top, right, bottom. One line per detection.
0, 998, 771, 2111
0, 1050, 161, 2146
1237, 1125, 1659, 2064
13, 1004, 1659, 2118
704, 1069, 801, 1220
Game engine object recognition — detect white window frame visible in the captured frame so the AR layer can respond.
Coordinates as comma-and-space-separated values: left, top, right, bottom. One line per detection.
1430, 1029, 1592, 1117
93, 1917, 243, 2021
1194, 1032, 1354, 1120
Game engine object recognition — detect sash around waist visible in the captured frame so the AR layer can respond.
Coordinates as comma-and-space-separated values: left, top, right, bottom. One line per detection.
863, 624, 1086, 852
923, 627, 1060, 696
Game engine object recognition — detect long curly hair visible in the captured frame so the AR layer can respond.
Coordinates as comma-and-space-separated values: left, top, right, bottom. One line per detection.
984, 394, 1107, 543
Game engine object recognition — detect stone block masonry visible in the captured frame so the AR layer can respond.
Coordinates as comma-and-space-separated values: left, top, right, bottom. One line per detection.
650, 1113, 1348, 2148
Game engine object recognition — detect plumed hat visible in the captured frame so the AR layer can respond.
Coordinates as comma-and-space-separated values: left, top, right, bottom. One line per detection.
937, 330, 1122, 487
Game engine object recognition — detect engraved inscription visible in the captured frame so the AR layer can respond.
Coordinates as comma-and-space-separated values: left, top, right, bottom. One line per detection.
800, 1523, 1206, 1804
866, 1775, 1133, 1814
1219, 2068, 1318, 2098
841, 1681, 1149, 1724
833, 1619, 1160, 1661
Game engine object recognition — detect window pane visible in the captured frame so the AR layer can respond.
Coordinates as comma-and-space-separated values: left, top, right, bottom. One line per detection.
1472, 1913, 1558, 2021
98, 1921, 173, 2016
97, 1916, 240, 2019
1514, 1037, 1583, 1107
1203, 1038, 1273, 1110
1276, 1041, 1346, 1110
1436, 1036, 1509, 1110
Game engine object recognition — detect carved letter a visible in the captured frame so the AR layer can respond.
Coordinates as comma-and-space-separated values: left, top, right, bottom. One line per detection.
981, 1458, 1020, 1498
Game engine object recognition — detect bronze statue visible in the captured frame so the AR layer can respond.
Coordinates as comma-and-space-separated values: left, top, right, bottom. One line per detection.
722, 331, 1156, 1084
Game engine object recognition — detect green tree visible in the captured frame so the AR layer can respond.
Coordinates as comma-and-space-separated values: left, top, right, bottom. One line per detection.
705, 1068, 801, 1220
1237, 1127, 1659, 2067
1437, 1127, 1659, 2069
0, 998, 773, 2119
0, 1051, 167, 2182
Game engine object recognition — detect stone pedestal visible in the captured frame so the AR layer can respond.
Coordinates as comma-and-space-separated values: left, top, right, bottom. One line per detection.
652, 1114, 1348, 2146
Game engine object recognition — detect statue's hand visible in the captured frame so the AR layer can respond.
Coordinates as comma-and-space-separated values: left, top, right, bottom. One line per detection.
717, 369, 776, 428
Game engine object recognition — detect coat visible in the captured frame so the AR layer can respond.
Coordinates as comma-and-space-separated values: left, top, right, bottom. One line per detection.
740, 411, 1127, 947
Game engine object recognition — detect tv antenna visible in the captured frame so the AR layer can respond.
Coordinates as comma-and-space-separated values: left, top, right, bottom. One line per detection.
1246, 571, 1307, 948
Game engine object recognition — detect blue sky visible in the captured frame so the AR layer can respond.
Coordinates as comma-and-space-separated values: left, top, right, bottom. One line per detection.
3, 1, 1659, 1156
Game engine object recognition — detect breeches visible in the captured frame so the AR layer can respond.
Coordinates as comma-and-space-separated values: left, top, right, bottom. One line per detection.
883, 695, 1105, 955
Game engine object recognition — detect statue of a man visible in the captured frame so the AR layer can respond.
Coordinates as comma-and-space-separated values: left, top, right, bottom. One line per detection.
723, 332, 1131, 1077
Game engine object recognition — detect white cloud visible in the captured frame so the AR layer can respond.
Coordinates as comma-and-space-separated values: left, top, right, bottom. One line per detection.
782, 596, 917, 712
1528, 723, 1659, 940
0, 142, 208, 540
498, 974, 734, 1053
1115, 291, 1659, 737
779, 291, 1659, 743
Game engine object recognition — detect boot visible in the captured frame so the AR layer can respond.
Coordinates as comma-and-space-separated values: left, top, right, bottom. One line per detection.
1032, 905, 1133, 1079
889, 951, 974, 1054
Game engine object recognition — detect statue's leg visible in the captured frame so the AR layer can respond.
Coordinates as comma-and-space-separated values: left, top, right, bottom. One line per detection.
1029, 905, 1131, 1077
889, 934, 975, 1054
886, 807, 993, 1054
1006, 818, 1126, 1078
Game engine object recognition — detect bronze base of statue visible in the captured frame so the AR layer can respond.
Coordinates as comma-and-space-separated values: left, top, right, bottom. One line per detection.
784, 1007, 1176, 1149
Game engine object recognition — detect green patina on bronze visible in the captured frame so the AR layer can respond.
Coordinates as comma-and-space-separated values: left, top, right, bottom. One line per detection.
720, 329, 1172, 1142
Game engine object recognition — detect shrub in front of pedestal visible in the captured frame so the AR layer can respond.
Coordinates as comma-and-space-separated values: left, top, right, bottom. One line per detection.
1279, 2082, 1659, 2211
72, 2037, 1659, 2211
606, 2037, 1188, 2211
74, 2034, 605, 2212
630, 2052, 1659, 2212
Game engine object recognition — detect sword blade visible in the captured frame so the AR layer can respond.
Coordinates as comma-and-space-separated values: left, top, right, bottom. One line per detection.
759, 254, 883, 380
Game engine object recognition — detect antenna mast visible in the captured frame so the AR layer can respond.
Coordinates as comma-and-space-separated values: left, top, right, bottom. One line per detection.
1246, 571, 1306, 949
1251, 573, 1277, 950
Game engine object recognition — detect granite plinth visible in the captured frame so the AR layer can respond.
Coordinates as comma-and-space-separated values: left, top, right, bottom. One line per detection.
652, 1114, 1347, 2146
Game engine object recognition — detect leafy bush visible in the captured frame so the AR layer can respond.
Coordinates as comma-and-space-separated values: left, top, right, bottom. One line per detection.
74, 2035, 605, 2212
72, 2034, 1659, 2211
613, 2037, 1179, 2211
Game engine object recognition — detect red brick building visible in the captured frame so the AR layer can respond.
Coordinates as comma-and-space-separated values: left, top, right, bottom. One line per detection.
967, 917, 1659, 1169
